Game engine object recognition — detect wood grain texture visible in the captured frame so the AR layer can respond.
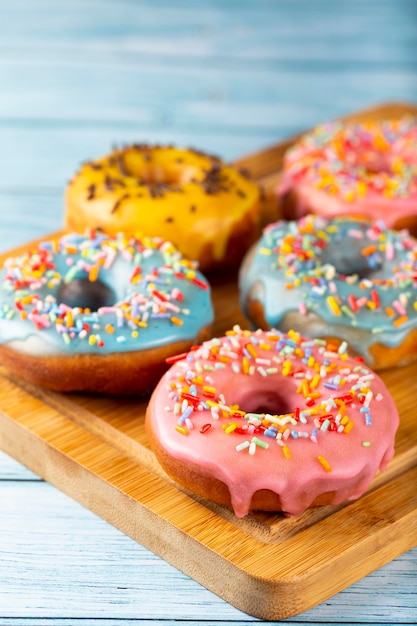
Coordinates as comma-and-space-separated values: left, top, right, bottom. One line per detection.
0, 356, 416, 621
1, 0, 417, 623
1, 102, 417, 621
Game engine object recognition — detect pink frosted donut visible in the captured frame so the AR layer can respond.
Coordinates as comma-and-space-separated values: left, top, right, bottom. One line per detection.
278, 117, 417, 231
146, 326, 399, 517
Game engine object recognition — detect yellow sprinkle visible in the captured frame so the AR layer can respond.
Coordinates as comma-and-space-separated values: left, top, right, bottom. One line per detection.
175, 425, 189, 435
297, 378, 310, 397
131, 330, 139, 338
327, 295, 341, 316
259, 342, 271, 351
88, 335, 97, 346
224, 423, 238, 434
65, 311, 73, 328
242, 356, 250, 374
318, 455, 332, 472
356, 181, 368, 197
310, 374, 321, 389
105, 324, 115, 334
282, 445, 291, 459
170, 316, 183, 326
203, 385, 217, 395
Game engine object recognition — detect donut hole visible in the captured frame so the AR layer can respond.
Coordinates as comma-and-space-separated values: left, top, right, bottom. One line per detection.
123, 153, 202, 186
57, 277, 116, 311
320, 238, 383, 279
347, 150, 392, 177
234, 389, 292, 417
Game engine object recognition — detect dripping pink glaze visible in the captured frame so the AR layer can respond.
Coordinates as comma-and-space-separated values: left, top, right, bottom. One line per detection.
146, 328, 399, 518
278, 117, 417, 225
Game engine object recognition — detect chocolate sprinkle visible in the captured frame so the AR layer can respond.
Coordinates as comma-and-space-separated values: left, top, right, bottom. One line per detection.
104, 175, 114, 191
238, 167, 251, 179
202, 165, 229, 195
111, 193, 130, 214
117, 155, 129, 176
86, 184, 96, 200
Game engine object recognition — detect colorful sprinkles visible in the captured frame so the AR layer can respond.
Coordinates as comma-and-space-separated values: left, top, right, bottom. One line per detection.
0, 231, 212, 353
282, 117, 417, 201
162, 326, 384, 471
253, 215, 417, 333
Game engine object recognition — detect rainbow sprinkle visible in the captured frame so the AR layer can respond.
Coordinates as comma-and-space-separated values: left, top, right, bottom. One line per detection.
163, 326, 383, 471
0, 231, 213, 353
255, 215, 417, 333
282, 117, 417, 201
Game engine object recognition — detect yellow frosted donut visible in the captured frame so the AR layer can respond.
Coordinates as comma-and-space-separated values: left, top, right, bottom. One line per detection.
65, 144, 261, 271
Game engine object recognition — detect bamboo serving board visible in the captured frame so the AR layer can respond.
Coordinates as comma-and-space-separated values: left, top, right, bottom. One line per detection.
1, 102, 417, 621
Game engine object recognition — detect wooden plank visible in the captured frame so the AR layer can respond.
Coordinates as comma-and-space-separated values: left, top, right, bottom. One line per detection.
0, 61, 415, 129
1, 0, 416, 66
0, 478, 415, 621
0, 102, 417, 620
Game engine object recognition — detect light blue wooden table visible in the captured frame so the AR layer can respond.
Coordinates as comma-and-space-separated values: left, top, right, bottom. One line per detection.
0, 1, 416, 624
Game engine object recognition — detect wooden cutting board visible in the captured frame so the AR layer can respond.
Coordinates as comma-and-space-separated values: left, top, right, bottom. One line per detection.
1, 102, 417, 621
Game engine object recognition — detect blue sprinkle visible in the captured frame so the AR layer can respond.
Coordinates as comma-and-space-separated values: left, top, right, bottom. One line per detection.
323, 382, 338, 390
178, 405, 193, 425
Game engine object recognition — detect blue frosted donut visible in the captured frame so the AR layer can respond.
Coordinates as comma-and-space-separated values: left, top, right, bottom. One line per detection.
0, 231, 214, 393
239, 215, 417, 369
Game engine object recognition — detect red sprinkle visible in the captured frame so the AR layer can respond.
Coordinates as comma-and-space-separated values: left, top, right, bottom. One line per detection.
370, 290, 380, 308
180, 392, 201, 407
348, 294, 359, 312
191, 276, 209, 289
166, 351, 190, 364
152, 289, 168, 302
